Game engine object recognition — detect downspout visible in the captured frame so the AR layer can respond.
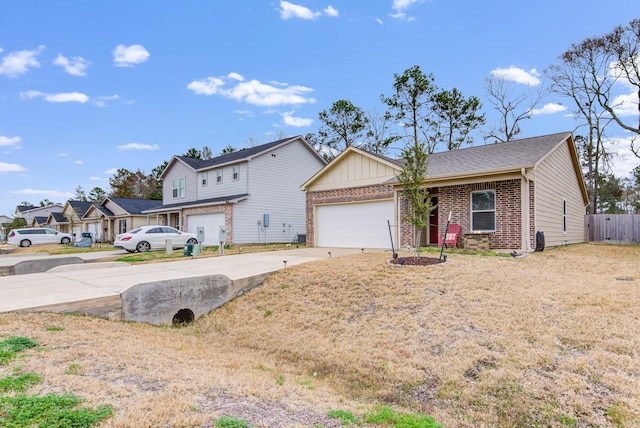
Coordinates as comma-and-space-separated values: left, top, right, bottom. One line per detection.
521, 168, 532, 252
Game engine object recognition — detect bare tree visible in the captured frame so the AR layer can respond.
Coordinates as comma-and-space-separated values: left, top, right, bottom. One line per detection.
362, 108, 401, 156
483, 76, 547, 143
547, 39, 616, 214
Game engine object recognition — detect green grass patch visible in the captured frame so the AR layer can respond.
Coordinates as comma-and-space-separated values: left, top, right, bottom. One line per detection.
0, 393, 112, 428
329, 405, 442, 428
0, 336, 38, 365
422, 246, 511, 257
214, 415, 251, 427
0, 372, 41, 392
46, 326, 65, 332
328, 409, 359, 426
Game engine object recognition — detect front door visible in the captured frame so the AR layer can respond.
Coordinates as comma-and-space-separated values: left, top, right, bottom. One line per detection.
429, 197, 439, 245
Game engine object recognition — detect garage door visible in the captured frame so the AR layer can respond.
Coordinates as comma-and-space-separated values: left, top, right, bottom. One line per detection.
316, 200, 394, 248
186, 213, 225, 246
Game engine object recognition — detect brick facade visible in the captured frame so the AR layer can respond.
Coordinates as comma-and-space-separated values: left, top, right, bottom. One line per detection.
305, 184, 394, 246
307, 179, 533, 251
183, 204, 234, 242
436, 179, 523, 250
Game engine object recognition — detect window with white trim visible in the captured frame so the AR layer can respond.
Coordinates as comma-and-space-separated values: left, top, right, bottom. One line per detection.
232, 165, 239, 181
172, 177, 185, 198
118, 219, 127, 234
216, 169, 223, 184
563, 199, 567, 234
471, 190, 496, 232
199, 172, 208, 187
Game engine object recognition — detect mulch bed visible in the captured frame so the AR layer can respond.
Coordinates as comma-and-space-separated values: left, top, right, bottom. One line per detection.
388, 256, 445, 266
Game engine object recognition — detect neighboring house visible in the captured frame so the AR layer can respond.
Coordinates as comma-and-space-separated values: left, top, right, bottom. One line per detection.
301, 132, 589, 252
14, 204, 63, 226
58, 200, 95, 239
46, 212, 70, 233
83, 197, 164, 242
30, 216, 49, 227
143, 136, 326, 246
0, 215, 12, 241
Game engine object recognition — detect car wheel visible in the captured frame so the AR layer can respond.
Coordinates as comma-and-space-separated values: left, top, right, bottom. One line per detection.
20, 239, 31, 248
136, 241, 151, 252
61, 237, 71, 245
187, 238, 198, 245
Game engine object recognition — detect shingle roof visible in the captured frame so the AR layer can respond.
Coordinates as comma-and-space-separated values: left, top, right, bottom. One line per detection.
68, 200, 95, 217
32, 216, 48, 225
419, 132, 572, 179
142, 194, 249, 213
175, 136, 302, 171
50, 212, 69, 223
108, 198, 163, 215
16, 205, 36, 213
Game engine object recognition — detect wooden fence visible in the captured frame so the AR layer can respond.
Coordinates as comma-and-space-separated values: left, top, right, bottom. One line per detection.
584, 214, 640, 244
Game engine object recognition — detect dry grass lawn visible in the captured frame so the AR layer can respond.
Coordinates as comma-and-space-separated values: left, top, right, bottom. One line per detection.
1, 243, 639, 427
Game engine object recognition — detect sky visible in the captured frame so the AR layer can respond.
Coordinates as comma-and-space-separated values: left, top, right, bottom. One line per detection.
1, 1, 639, 216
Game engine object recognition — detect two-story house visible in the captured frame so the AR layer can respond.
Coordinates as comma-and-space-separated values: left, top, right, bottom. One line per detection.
143, 136, 326, 246
14, 204, 63, 226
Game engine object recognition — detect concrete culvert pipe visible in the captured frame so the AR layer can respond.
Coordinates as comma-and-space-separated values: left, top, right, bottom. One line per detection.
172, 308, 195, 325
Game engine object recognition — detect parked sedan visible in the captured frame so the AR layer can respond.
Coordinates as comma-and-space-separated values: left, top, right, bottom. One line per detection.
7, 228, 73, 247
114, 226, 199, 253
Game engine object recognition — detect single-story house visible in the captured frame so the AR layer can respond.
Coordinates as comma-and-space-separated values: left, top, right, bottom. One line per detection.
46, 212, 70, 233
0, 215, 12, 241
82, 197, 164, 242
143, 136, 326, 246
301, 132, 588, 252
14, 204, 63, 226
30, 216, 49, 227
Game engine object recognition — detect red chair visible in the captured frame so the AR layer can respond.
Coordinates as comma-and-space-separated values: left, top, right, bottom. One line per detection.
438, 224, 460, 248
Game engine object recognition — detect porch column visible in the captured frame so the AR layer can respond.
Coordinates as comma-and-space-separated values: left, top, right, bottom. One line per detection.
521, 168, 532, 252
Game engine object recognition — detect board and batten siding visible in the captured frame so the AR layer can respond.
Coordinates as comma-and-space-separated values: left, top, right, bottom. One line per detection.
232, 139, 325, 244
306, 151, 399, 192
162, 160, 198, 204
197, 163, 248, 200
533, 139, 586, 246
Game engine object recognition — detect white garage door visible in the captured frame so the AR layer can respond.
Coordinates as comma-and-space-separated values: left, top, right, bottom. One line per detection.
316, 200, 394, 248
187, 213, 225, 246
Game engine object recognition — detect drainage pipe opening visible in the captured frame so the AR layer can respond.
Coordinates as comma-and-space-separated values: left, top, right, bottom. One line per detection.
172, 308, 195, 325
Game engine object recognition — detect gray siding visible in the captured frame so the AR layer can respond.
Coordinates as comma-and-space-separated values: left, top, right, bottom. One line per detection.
162, 160, 197, 204
534, 140, 586, 246
232, 140, 325, 243
197, 163, 248, 200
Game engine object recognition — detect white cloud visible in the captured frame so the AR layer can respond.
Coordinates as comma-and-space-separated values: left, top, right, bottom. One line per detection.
11, 188, 74, 199
605, 135, 640, 178
105, 168, 119, 175
20, 90, 89, 103
89, 176, 103, 181
490, 66, 541, 86
390, 0, 419, 21
0, 162, 25, 173
531, 103, 567, 115
117, 143, 159, 151
57, 153, 69, 157
188, 72, 316, 106
94, 94, 120, 107
0, 46, 44, 77
0, 135, 21, 147
74, 160, 84, 165
113, 44, 150, 67
282, 111, 313, 127
279, 1, 321, 20
324, 5, 339, 17
53, 53, 88, 76
375, 18, 383, 25
610, 91, 639, 117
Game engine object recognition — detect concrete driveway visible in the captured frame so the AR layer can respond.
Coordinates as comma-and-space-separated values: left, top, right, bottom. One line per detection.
0, 247, 374, 324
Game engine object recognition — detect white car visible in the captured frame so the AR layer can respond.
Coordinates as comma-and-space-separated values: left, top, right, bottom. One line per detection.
7, 228, 73, 247
114, 226, 199, 253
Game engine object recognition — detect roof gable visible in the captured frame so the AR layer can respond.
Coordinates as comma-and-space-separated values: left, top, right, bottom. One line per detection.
106, 197, 162, 215
160, 136, 323, 179
302, 146, 402, 191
